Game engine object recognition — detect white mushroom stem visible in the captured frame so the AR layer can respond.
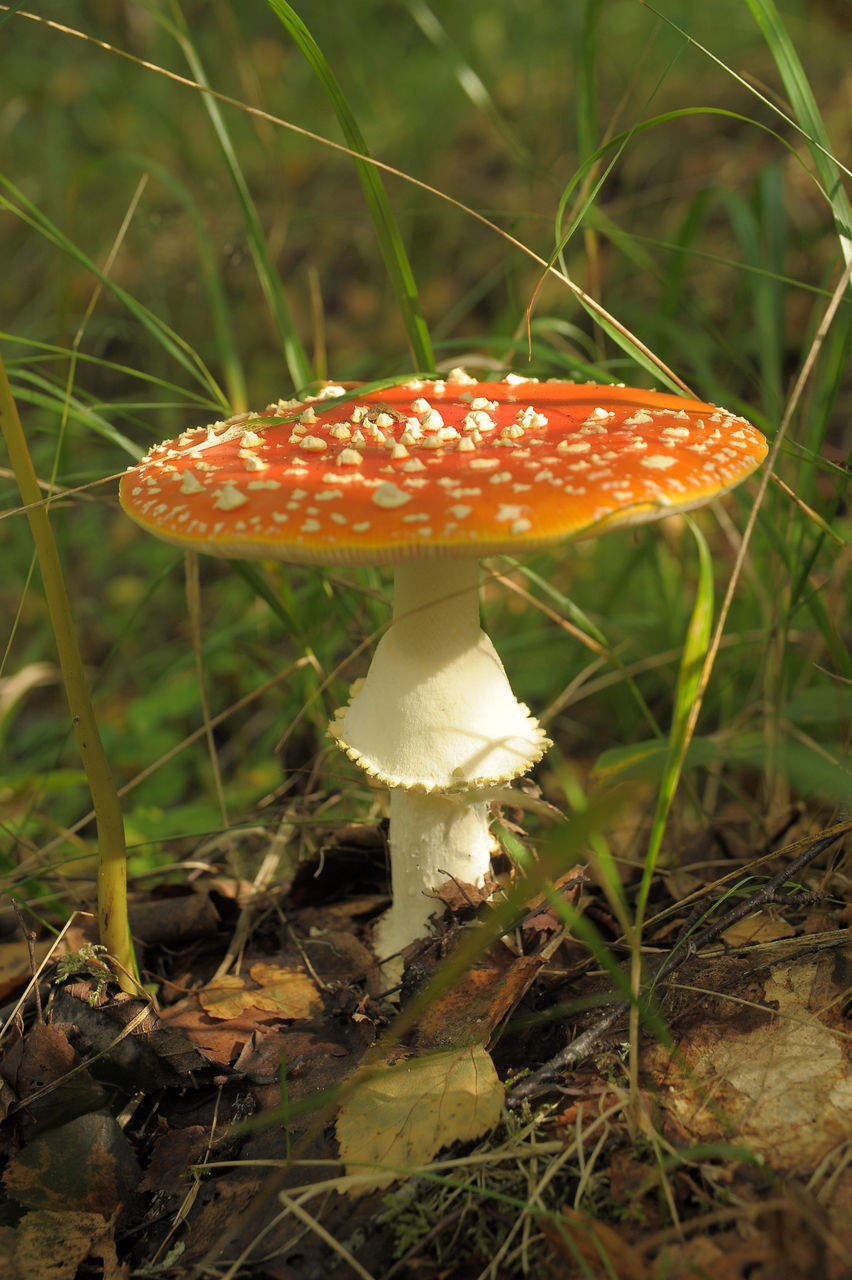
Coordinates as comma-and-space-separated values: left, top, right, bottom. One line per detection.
330, 559, 549, 960
380, 791, 496, 961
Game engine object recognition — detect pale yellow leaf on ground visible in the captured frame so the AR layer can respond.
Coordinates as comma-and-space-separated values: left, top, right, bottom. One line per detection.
247, 962, 323, 1019
336, 1044, 503, 1193
649, 949, 852, 1173
722, 915, 795, 946
198, 974, 252, 1021
199, 964, 322, 1021
11, 1210, 122, 1280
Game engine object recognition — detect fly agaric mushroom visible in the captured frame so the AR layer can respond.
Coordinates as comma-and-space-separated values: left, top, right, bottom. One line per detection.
119, 371, 767, 960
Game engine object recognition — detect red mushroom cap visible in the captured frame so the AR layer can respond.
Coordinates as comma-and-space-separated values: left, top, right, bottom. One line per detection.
119, 372, 767, 563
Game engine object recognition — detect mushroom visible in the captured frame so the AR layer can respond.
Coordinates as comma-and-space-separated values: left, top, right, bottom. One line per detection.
119, 371, 767, 961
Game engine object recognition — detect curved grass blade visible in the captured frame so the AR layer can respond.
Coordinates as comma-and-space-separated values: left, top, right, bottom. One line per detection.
403, 0, 534, 171
264, 0, 434, 373
9, 372, 140, 458
744, 0, 852, 270
127, 155, 249, 413
0, 333, 223, 413
635, 519, 715, 927
0, 177, 225, 403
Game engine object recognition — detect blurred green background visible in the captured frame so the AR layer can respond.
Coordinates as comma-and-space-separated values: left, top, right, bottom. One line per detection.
2, 0, 850, 899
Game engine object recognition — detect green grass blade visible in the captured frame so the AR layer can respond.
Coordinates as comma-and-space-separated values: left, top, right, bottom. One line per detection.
636, 519, 715, 926
165, 3, 312, 391
744, 0, 852, 268
403, 0, 534, 170
0, 350, 137, 988
0, 0, 29, 27
131, 156, 249, 413
0, 178, 225, 403
1, 334, 222, 414
9, 372, 140, 458
264, 0, 434, 373
626, 518, 714, 1100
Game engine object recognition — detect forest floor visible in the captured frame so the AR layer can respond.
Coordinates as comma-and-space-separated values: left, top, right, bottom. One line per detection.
1, 810, 850, 1280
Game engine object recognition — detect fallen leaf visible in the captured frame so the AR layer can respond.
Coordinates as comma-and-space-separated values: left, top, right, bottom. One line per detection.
540, 1206, 650, 1279
432, 877, 498, 913
722, 915, 796, 946
0, 940, 53, 1003
336, 1043, 503, 1193
655, 1231, 769, 1280
195, 974, 252, 1022
0, 1023, 106, 1130
198, 963, 322, 1022
4, 1112, 139, 1214
415, 955, 542, 1050
138, 1125, 208, 1196
649, 947, 852, 1172
10, 1210, 123, 1280
50, 988, 206, 1086
248, 962, 324, 1019
522, 866, 588, 937
301, 930, 380, 989
160, 997, 258, 1066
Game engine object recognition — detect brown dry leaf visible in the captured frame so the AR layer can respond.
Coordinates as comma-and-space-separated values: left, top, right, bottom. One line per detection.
722, 915, 796, 946
4, 1112, 139, 1215
336, 1044, 503, 1193
0, 1023, 106, 1129
138, 1125, 208, 1196
161, 996, 260, 1066
248, 962, 324, 1018
649, 948, 852, 1172
49, 989, 205, 1087
415, 955, 542, 1050
432, 877, 498, 912
198, 963, 322, 1021
656, 1232, 769, 1280
540, 1206, 650, 1279
0, 940, 52, 1003
522, 866, 588, 936
11, 1210, 124, 1280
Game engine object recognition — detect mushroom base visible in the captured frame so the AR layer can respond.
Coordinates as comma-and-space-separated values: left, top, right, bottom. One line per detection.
373, 790, 496, 961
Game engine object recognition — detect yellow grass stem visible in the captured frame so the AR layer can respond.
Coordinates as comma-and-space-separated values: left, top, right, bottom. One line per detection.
0, 350, 137, 991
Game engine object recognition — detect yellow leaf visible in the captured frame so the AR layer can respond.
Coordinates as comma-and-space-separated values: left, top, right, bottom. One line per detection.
198, 965, 322, 1021
247, 962, 323, 1019
336, 1044, 503, 1193
198, 974, 250, 1021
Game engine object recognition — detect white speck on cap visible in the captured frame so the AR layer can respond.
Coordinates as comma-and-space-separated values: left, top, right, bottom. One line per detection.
641, 455, 678, 471
213, 483, 248, 511
371, 482, 412, 509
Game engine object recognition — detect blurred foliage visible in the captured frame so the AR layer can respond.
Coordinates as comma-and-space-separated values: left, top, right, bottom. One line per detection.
1, 0, 850, 899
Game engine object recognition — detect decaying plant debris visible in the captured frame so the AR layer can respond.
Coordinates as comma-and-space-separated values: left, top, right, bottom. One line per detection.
1, 818, 850, 1278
